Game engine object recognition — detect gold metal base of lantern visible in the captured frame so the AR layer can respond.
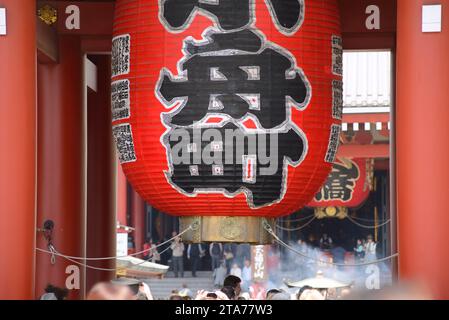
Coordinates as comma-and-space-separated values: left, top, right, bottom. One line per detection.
314, 207, 348, 219
179, 216, 275, 244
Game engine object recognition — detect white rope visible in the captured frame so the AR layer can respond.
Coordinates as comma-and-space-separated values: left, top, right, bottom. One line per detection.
346, 215, 391, 229
277, 214, 315, 223
35, 224, 193, 261
64, 256, 117, 272
276, 216, 317, 231
36, 238, 176, 272
263, 219, 399, 267
350, 215, 390, 223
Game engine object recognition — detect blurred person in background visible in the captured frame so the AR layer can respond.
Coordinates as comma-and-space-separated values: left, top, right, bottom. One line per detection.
187, 243, 205, 277
195, 290, 229, 300
354, 239, 365, 262
320, 233, 333, 250
213, 261, 227, 288
266, 289, 281, 300
143, 238, 151, 260
87, 282, 134, 300
170, 235, 185, 278
298, 288, 325, 300
241, 259, 252, 292
223, 275, 242, 299
364, 235, 377, 263
267, 289, 291, 300
209, 242, 223, 271
39, 284, 68, 300
179, 283, 192, 298
149, 240, 161, 263
223, 243, 235, 273
235, 244, 251, 267
230, 263, 242, 278
221, 286, 236, 300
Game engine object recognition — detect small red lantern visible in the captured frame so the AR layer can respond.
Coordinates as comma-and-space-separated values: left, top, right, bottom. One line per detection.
308, 158, 371, 209
112, 0, 342, 241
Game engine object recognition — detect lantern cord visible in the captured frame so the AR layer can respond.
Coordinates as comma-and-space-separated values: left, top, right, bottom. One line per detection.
36, 243, 175, 272
275, 216, 317, 231
35, 223, 195, 261
263, 219, 399, 267
346, 215, 391, 229
279, 214, 389, 224
349, 215, 390, 223
277, 214, 315, 223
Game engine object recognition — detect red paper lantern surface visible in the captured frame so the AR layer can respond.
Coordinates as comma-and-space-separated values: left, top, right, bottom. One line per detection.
112, 0, 342, 217
308, 158, 370, 208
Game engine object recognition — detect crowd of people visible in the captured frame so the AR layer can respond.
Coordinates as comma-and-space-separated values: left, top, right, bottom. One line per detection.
142, 233, 252, 279
47, 275, 335, 300
39, 231, 386, 300
353, 235, 378, 263
295, 233, 379, 264
138, 231, 382, 293
39, 277, 431, 300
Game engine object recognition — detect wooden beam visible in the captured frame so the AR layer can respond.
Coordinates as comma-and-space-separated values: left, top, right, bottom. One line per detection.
81, 36, 112, 53
338, 0, 397, 50
36, 17, 58, 63
342, 112, 390, 123
37, 1, 114, 36
374, 159, 390, 170
337, 144, 390, 158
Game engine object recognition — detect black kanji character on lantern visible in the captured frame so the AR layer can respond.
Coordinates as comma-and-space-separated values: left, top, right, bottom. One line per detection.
159, 0, 304, 34
315, 159, 360, 202
162, 122, 306, 207
265, 0, 305, 34
156, 28, 309, 130
160, 0, 251, 32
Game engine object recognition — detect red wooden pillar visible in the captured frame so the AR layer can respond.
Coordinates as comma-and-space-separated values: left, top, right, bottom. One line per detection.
396, 0, 449, 299
0, 0, 36, 300
131, 190, 145, 257
86, 55, 116, 291
117, 163, 128, 227
36, 36, 86, 300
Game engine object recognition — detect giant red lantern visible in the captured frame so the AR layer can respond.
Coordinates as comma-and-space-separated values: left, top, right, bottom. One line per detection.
111, 0, 342, 242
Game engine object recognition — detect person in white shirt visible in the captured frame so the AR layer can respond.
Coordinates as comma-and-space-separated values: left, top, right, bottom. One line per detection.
170, 236, 185, 278
230, 263, 242, 278
213, 261, 227, 288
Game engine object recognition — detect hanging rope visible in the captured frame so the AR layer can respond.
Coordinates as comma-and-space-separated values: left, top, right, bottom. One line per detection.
277, 214, 316, 224
276, 216, 317, 231
350, 215, 390, 223
36, 228, 185, 272
35, 223, 194, 261
346, 215, 391, 229
263, 219, 399, 267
